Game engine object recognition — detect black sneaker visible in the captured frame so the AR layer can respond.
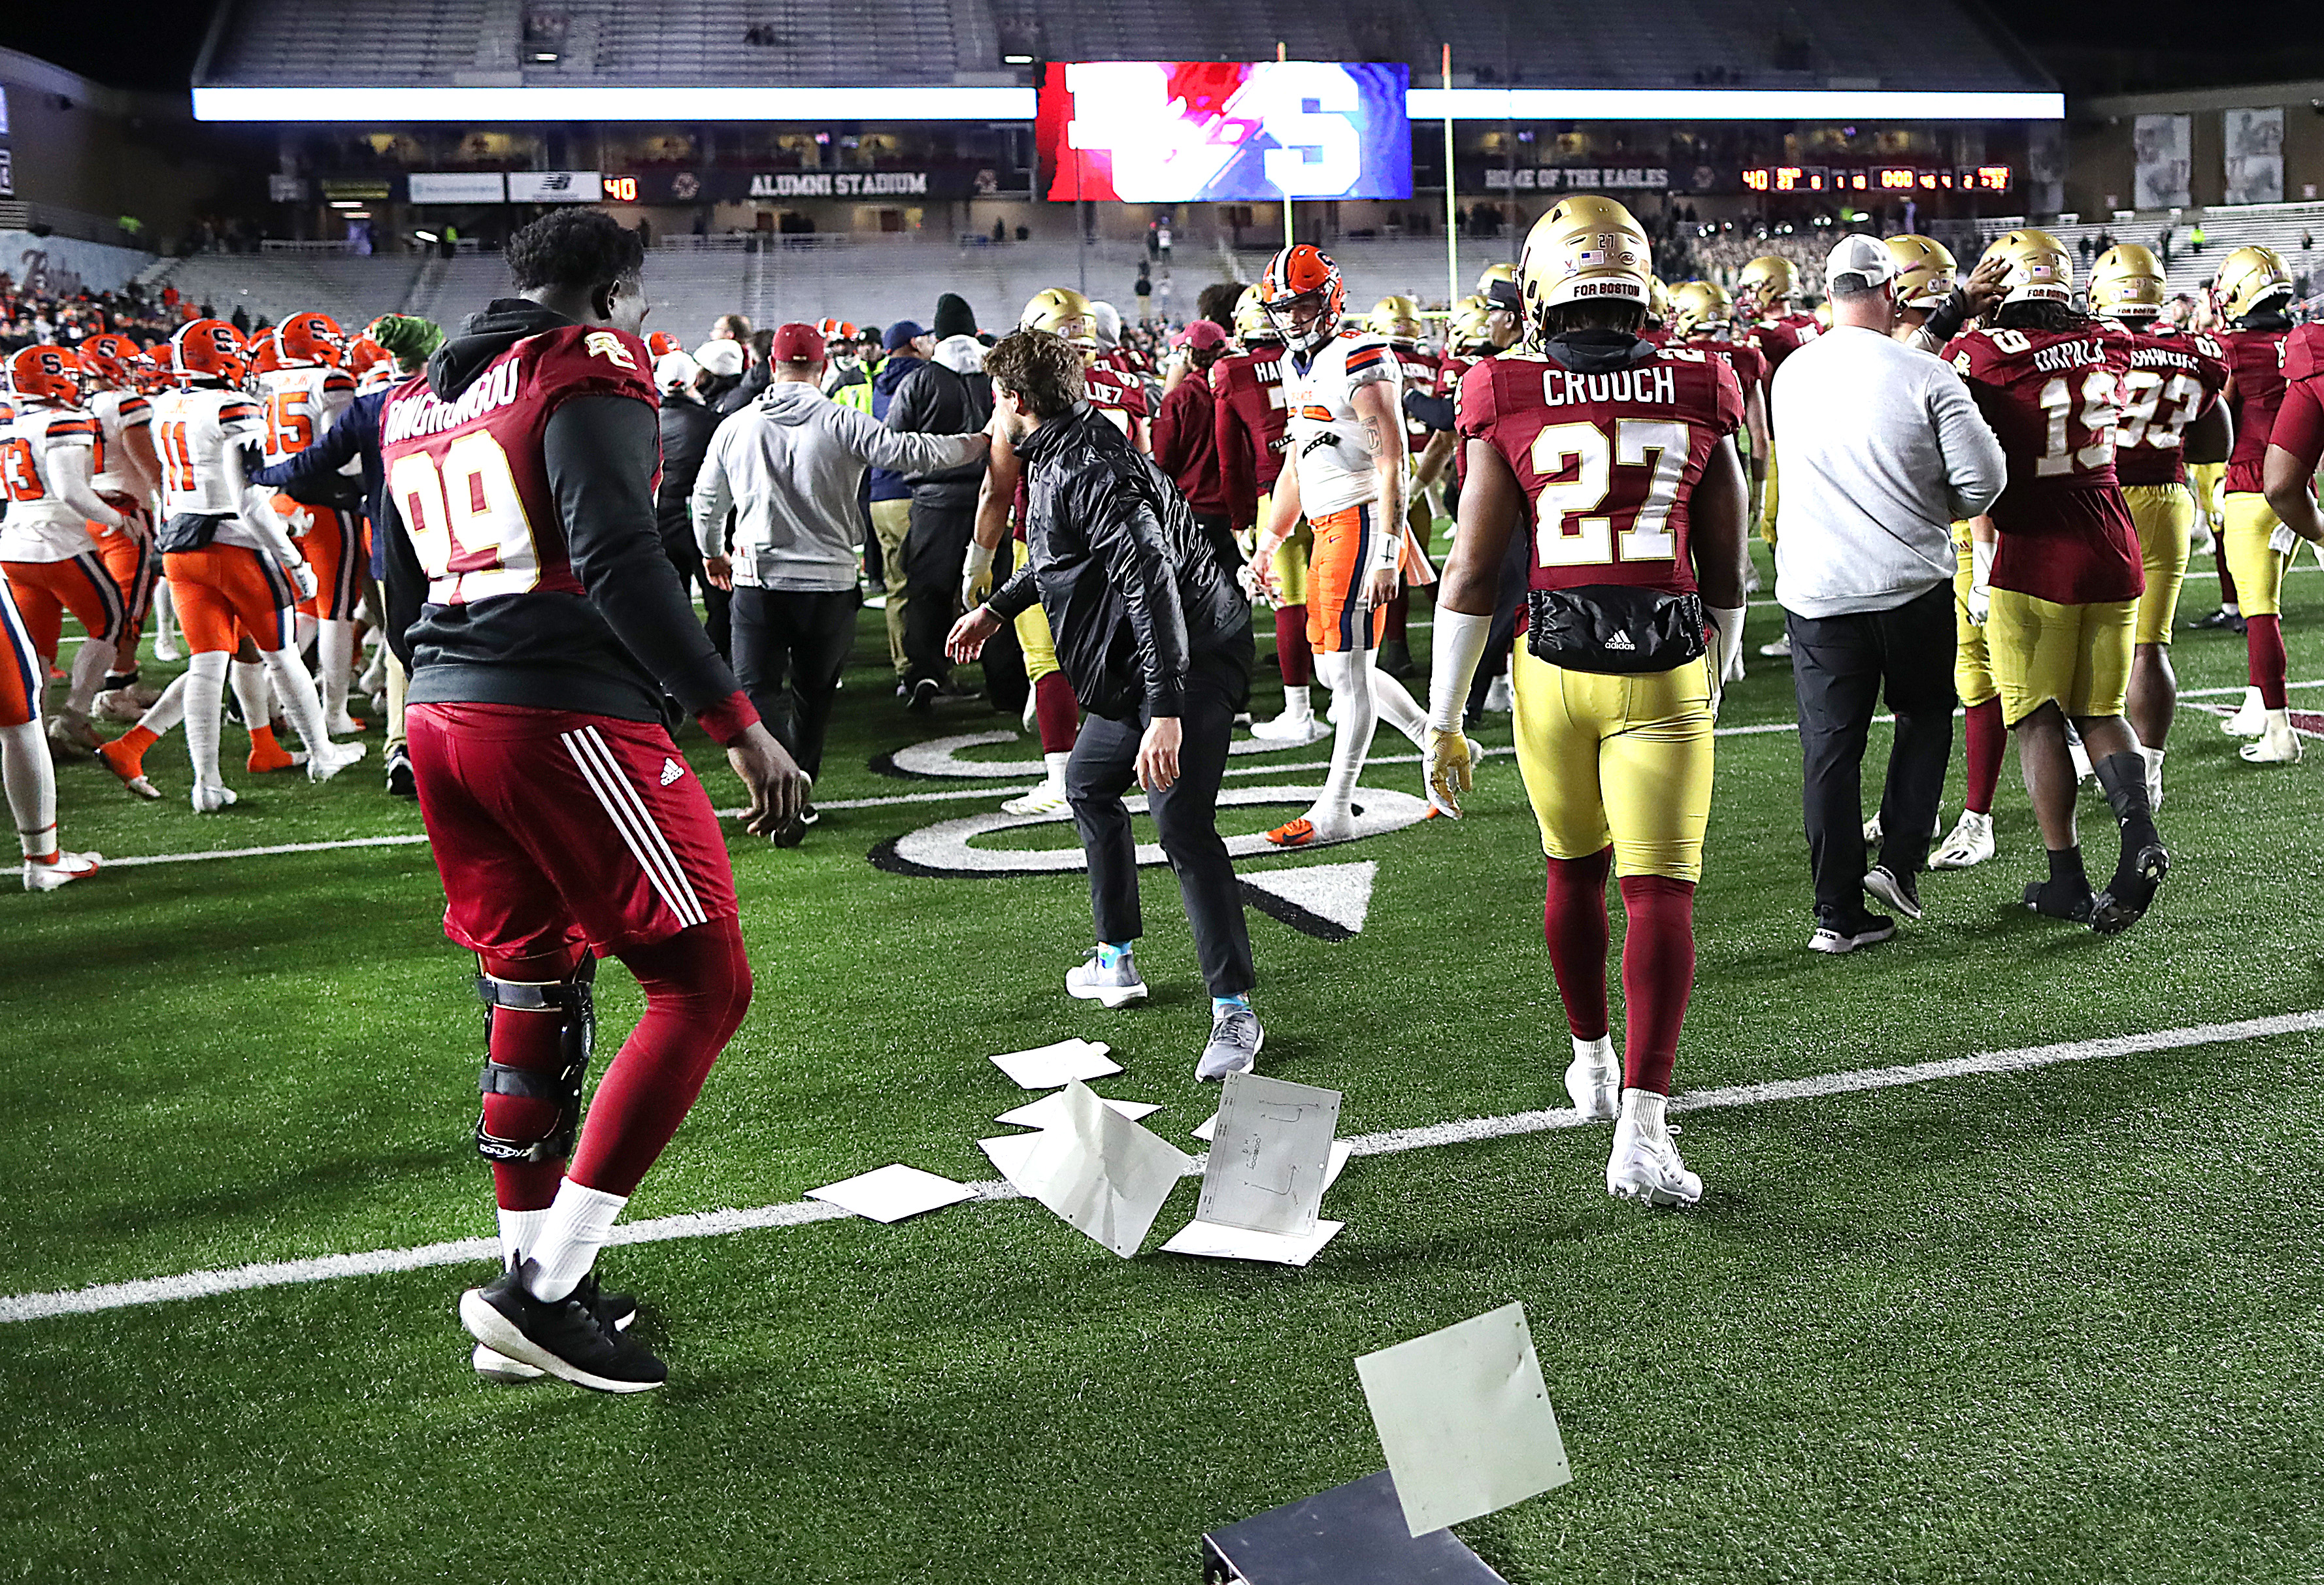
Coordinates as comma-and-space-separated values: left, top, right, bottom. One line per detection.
459, 1269, 666, 1394
1862, 864, 1921, 921
907, 678, 940, 713
1808, 911, 1897, 955
2023, 875, 2095, 923
473, 1284, 639, 1382
2090, 841, 2169, 936
2191, 607, 2246, 634
384, 745, 416, 799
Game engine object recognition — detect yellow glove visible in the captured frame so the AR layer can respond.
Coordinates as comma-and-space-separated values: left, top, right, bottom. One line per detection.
1425, 727, 1474, 819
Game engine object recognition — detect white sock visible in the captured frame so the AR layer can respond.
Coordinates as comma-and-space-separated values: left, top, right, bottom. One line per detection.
1315, 649, 1377, 819
523, 1180, 628, 1302
136, 672, 190, 737
497, 1205, 552, 1271
293, 610, 318, 658
261, 644, 333, 757
1620, 1087, 1668, 1134
317, 619, 356, 723
152, 581, 176, 639
184, 652, 229, 785
65, 638, 111, 717
2140, 744, 2164, 772
1042, 749, 1070, 790
1368, 664, 1429, 749
1, 721, 57, 857
1572, 1033, 1616, 1073
229, 660, 272, 738
1280, 683, 1312, 719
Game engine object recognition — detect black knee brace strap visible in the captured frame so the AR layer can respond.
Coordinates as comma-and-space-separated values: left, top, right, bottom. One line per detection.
473, 956, 597, 1165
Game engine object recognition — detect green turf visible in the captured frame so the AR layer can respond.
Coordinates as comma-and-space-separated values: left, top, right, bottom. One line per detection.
5, 546, 2323, 1583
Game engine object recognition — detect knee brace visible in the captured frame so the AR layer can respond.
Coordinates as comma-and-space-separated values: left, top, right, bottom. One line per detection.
474, 956, 597, 1165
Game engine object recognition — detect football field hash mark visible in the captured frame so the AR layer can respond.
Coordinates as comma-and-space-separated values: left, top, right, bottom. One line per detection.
5, 1009, 2319, 1327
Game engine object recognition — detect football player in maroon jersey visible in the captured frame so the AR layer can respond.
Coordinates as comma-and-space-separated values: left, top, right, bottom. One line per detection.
2263, 321, 2324, 546
1427, 197, 1749, 1209
1944, 229, 2166, 934
379, 210, 806, 1393
2210, 246, 2304, 763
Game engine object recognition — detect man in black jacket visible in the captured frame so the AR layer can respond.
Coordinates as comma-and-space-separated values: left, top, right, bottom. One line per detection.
654, 351, 729, 657
886, 323, 994, 707
947, 329, 1263, 1081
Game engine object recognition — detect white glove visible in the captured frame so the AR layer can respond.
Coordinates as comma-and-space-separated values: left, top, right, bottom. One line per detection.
961, 539, 995, 608
1967, 538, 1994, 627
2270, 521, 2300, 559
286, 560, 318, 602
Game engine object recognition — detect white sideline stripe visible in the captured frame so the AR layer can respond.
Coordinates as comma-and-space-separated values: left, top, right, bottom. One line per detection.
7, 1009, 2319, 1326
82, 679, 2324, 870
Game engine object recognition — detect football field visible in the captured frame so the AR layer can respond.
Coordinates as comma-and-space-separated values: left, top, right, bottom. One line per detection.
7, 547, 2323, 1584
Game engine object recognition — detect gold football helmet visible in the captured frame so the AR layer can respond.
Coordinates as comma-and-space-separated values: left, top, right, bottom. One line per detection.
1446, 294, 1494, 352
1979, 229, 2074, 305
1645, 276, 1672, 327
1884, 235, 1958, 312
1232, 284, 1273, 344
1476, 261, 1519, 299
1668, 280, 1733, 340
2213, 244, 2293, 322
1367, 295, 1423, 342
2088, 244, 2166, 321
1736, 255, 1799, 318
1516, 197, 1652, 340
1020, 286, 1100, 359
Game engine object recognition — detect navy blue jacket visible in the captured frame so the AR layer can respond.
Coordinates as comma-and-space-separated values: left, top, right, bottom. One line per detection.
250, 384, 393, 578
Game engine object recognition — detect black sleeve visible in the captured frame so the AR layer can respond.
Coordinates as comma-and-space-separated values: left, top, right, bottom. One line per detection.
1921, 289, 1973, 350
988, 555, 1039, 620
885, 367, 931, 433
544, 395, 745, 716
1404, 387, 1455, 433
1093, 465, 1191, 717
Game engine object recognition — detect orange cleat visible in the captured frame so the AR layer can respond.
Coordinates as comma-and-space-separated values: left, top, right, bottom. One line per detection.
1265, 817, 1319, 847
246, 725, 301, 774
96, 733, 162, 800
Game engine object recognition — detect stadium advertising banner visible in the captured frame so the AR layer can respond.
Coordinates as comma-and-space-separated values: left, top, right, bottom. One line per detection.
625, 169, 991, 204
409, 171, 508, 204
506, 170, 603, 203
2133, 115, 2191, 210
1038, 61, 1412, 203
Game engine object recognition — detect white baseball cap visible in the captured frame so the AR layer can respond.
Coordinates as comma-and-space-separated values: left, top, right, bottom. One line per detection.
693, 339, 747, 378
654, 350, 700, 391
1824, 233, 1899, 295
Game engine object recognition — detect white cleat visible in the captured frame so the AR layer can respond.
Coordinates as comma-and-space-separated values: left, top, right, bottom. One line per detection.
1863, 809, 1944, 846
24, 849, 101, 892
1929, 809, 1994, 870
325, 711, 368, 737
1564, 1035, 1620, 1122
1606, 1090, 1702, 1207
46, 711, 99, 758
191, 780, 239, 813
307, 740, 368, 783
1065, 947, 1149, 1009
93, 689, 146, 725
1249, 708, 1330, 746
1484, 675, 1514, 714
2220, 686, 2266, 738
2240, 711, 2302, 764
1001, 781, 1071, 816
154, 634, 183, 662
1758, 632, 1792, 659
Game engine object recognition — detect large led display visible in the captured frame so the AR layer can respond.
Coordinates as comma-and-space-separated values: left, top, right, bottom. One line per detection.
1038, 62, 1412, 203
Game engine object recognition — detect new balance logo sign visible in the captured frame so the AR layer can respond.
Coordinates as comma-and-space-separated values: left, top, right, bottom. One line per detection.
1604, 631, 1635, 651
659, 758, 684, 786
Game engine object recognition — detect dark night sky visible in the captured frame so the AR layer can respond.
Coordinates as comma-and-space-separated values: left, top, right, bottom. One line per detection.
6, 0, 2323, 98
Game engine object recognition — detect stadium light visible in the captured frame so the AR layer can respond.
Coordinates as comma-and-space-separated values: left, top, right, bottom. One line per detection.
1406, 87, 2064, 120
192, 86, 1041, 122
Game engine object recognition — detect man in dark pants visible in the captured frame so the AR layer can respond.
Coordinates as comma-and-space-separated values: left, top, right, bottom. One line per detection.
888, 305, 995, 708
653, 350, 730, 657
947, 329, 1265, 1081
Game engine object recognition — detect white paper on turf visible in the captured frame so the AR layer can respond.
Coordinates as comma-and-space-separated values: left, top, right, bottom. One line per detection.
805, 1164, 976, 1224
988, 1038, 1121, 1089
977, 1133, 1043, 1181
1196, 1072, 1342, 1235
995, 1092, 1160, 1130
1192, 1113, 1218, 1141
1001, 1080, 1190, 1257
1354, 1301, 1571, 1537
1159, 1217, 1344, 1266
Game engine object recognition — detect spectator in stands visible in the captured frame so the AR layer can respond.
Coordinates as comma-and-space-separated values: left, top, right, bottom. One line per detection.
869, 320, 934, 684
654, 348, 731, 660
691, 321, 988, 824
1135, 261, 1153, 323
1151, 321, 1232, 573
886, 295, 995, 709
2191, 223, 2207, 253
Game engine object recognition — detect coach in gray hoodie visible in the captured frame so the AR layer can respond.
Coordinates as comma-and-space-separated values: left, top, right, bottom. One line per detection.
691, 321, 988, 814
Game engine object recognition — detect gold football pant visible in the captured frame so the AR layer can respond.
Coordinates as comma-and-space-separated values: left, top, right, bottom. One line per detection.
1987, 589, 2136, 725
2124, 483, 2193, 645
2221, 491, 2289, 619
1014, 595, 1059, 686
1951, 521, 1997, 708
1510, 643, 1714, 883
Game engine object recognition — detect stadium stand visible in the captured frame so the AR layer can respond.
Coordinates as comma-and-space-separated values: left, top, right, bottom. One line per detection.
137, 250, 430, 331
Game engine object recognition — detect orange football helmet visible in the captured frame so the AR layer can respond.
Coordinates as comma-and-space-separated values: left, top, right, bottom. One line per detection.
173, 319, 246, 384
245, 329, 286, 377
137, 344, 176, 393
344, 336, 393, 380
76, 350, 133, 391
278, 310, 346, 367
648, 331, 681, 358
1257, 244, 1346, 353
83, 333, 142, 365
6, 346, 81, 404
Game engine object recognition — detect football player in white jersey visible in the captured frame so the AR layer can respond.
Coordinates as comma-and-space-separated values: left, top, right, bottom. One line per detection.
107, 319, 360, 810
76, 342, 165, 719
0, 346, 131, 754
1250, 245, 1470, 845
256, 310, 367, 732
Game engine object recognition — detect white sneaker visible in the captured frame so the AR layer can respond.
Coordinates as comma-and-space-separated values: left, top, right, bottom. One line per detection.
2240, 711, 2301, 764
307, 740, 368, 783
1065, 947, 1148, 1009
93, 689, 146, 725
24, 849, 100, 892
2221, 686, 2266, 738
191, 781, 238, 813
325, 711, 368, 737
1757, 632, 1791, 659
1929, 809, 1994, 870
1001, 780, 1070, 815
1484, 676, 1514, 713
154, 633, 183, 662
1606, 1090, 1702, 1207
1249, 707, 1329, 746
1564, 1035, 1619, 1121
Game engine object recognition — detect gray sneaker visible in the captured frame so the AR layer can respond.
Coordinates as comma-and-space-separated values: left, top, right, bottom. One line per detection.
1065, 947, 1148, 1009
1196, 1005, 1265, 1081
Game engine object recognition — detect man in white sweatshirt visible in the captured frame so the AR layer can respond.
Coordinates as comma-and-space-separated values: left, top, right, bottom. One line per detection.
1771, 234, 2008, 951
691, 321, 988, 837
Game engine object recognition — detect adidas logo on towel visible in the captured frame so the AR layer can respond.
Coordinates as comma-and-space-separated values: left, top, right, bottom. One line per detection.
660, 757, 684, 786
1605, 631, 1635, 651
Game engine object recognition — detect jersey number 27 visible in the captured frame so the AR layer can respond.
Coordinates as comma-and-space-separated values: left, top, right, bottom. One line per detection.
1531, 419, 1689, 566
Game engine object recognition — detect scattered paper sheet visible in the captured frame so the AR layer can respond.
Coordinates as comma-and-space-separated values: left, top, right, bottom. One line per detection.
977, 1133, 1044, 1182
995, 1092, 1160, 1130
989, 1038, 1121, 1089
1355, 1301, 1571, 1537
805, 1164, 975, 1224
1001, 1081, 1191, 1257
1323, 1139, 1353, 1191
1161, 1217, 1344, 1266
1193, 1113, 1218, 1141
1197, 1072, 1342, 1236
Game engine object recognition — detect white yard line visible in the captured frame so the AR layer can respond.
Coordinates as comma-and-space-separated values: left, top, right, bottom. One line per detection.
6, 1008, 2317, 1326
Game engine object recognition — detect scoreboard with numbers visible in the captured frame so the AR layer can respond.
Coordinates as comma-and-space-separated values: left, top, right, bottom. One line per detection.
1741, 165, 2012, 194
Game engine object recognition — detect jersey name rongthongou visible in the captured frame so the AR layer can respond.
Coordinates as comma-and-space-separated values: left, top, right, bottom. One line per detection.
379, 324, 657, 609
1457, 344, 1744, 597
1283, 329, 1402, 516
2107, 328, 2227, 488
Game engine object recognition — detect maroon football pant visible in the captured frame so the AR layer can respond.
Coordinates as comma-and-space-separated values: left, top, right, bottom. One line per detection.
408, 702, 754, 1205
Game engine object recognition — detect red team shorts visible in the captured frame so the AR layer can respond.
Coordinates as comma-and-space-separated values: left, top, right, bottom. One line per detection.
2, 553, 129, 658
277, 499, 366, 622
1304, 502, 1390, 655
163, 544, 295, 655
406, 702, 739, 960
0, 580, 42, 728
